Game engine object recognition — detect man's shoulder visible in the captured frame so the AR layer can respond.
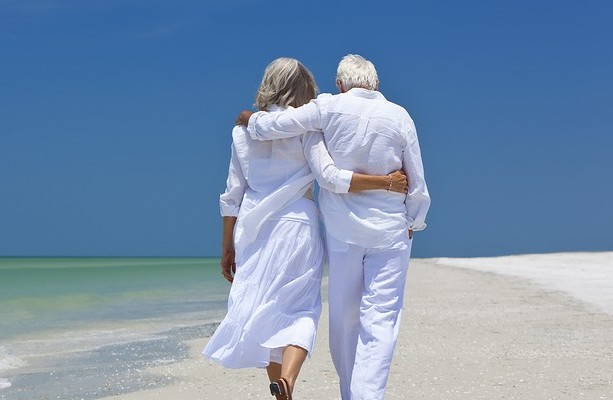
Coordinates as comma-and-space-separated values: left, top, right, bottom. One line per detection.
382, 98, 414, 124
380, 96, 409, 113
311, 93, 336, 114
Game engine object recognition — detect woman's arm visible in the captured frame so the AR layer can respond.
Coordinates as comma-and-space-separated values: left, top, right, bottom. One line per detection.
221, 216, 237, 283
219, 140, 248, 217
349, 170, 408, 193
303, 131, 408, 194
219, 134, 248, 283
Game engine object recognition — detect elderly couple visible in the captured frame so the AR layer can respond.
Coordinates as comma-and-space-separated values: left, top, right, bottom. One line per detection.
203, 54, 430, 400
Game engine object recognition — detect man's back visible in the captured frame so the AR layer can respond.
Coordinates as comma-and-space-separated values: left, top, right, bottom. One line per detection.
318, 88, 411, 176
314, 88, 417, 247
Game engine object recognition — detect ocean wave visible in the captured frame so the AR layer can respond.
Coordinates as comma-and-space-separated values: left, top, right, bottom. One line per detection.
4, 315, 222, 360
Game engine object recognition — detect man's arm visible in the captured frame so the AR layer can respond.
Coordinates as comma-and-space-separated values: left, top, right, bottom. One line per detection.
303, 132, 408, 194
235, 110, 253, 126
403, 121, 431, 233
236, 97, 326, 141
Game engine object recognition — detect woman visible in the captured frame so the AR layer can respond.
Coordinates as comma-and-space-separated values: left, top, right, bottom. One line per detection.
202, 58, 407, 399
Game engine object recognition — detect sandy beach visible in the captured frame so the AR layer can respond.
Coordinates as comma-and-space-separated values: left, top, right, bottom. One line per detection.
94, 257, 613, 400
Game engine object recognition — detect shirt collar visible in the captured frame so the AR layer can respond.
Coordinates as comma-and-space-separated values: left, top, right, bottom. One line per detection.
345, 87, 386, 100
268, 104, 293, 112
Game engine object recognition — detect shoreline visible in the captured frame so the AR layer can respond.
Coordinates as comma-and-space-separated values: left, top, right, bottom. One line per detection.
110, 258, 613, 399
0, 323, 220, 399
3, 256, 613, 399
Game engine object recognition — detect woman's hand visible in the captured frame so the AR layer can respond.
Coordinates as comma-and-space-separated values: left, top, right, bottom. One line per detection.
221, 245, 236, 283
220, 217, 238, 283
388, 170, 409, 194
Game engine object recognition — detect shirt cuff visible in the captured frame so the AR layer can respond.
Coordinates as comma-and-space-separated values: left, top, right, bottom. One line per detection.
408, 221, 427, 232
247, 111, 265, 140
335, 169, 353, 193
220, 202, 240, 217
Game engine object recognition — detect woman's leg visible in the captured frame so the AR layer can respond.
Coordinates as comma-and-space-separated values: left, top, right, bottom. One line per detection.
267, 362, 282, 382
280, 345, 308, 393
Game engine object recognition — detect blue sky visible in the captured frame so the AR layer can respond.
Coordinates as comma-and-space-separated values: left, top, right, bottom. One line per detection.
1, 0, 611, 258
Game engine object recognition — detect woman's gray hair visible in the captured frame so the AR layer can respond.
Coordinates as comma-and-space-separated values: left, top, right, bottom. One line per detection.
255, 58, 318, 111
336, 54, 379, 91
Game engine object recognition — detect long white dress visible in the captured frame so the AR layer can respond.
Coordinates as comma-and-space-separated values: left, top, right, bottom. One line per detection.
202, 106, 353, 368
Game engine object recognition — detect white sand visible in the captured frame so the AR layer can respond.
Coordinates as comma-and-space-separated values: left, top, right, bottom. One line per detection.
99, 256, 613, 400
435, 252, 613, 315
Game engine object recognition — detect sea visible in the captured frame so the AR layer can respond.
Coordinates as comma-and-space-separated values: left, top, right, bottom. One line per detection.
0, 257, 229, 399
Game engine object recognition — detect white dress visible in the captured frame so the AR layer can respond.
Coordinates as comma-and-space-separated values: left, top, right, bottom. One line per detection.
202, 106, 353, 368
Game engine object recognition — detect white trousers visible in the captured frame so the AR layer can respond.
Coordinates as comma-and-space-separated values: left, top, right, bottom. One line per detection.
327, 233, 412, 400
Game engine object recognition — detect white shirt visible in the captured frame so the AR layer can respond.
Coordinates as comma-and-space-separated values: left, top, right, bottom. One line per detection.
219, 106, 354, 258
248, 89, 430, 248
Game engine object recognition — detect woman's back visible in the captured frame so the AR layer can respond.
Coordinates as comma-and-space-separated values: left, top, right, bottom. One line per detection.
231, 107, 310, 201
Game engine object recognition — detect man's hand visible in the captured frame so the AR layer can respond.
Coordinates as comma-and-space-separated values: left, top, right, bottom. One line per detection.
388, 170, 409, 194
408, 230, 413, 240
221, 246, 236, 283
235, 110, 254, 127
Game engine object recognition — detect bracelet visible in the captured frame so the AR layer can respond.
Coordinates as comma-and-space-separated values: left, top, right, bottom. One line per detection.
387, 175, 393, 192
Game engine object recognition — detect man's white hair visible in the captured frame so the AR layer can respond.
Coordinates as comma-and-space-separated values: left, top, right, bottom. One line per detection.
336, 54, 379, 91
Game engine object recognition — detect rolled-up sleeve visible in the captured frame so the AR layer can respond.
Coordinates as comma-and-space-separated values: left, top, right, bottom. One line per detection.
219, 143, 247, 217
247, 95, 328, 141
403, 120, 431, 231
302, 131, 352, 193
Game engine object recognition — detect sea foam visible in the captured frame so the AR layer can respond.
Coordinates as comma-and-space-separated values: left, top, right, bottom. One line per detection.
0, 346, 25, 390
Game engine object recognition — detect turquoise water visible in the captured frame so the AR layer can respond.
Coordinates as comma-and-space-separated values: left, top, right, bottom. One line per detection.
0, 258, 230, 393
0, 258, 229, 339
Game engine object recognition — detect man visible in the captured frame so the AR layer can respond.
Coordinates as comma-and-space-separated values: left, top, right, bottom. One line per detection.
237, 54, 430, 400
